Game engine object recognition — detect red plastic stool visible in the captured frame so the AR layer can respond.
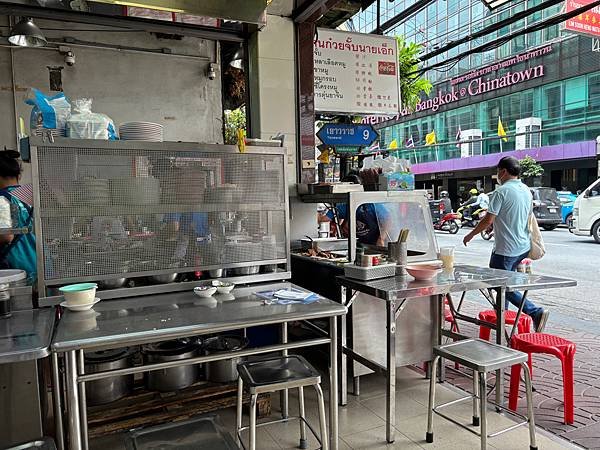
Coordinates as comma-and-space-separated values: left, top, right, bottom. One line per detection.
509, 333, 576, 424
478, 309, 532, 341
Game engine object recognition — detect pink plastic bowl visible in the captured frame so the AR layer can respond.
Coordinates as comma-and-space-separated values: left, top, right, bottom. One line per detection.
406, 265, 442, 281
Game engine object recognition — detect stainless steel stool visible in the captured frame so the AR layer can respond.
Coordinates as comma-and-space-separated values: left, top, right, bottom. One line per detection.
236, 355, 328, 450
426, 339, 537, 450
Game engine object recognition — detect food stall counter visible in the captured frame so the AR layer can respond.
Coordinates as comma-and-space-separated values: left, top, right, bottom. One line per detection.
51, 282, 346, 450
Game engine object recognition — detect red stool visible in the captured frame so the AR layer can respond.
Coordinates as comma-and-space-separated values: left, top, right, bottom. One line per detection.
509, 333, 576, 424
478, 309, 532, 341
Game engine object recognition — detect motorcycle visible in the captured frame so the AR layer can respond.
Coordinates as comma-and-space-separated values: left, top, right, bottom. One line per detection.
433, 211, 461, 234
456, 204, 488, 228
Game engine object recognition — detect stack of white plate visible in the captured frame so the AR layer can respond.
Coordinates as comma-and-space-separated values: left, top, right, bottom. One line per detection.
70, 178, 111, 206
119, 122, 164, 142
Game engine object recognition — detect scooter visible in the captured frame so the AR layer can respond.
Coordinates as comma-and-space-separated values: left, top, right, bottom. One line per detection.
456, 204, 488, 228
433, 211, 461, 234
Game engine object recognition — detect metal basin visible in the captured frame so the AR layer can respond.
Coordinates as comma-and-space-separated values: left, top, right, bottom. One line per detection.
143, 338, 199, 392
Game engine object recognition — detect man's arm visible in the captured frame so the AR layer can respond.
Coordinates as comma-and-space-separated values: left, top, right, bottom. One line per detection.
463, 213, 495, 246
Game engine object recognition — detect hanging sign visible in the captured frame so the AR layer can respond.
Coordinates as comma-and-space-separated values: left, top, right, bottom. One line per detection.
564, 0, 600, 37
314, 29, 401, 115
317, 123, 379, 147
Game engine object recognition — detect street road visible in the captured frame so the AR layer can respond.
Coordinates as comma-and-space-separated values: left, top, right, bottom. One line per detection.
436, 226, 600, 332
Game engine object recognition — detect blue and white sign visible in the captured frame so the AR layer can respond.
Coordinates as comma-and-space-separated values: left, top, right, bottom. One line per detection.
317, 123, 379, 147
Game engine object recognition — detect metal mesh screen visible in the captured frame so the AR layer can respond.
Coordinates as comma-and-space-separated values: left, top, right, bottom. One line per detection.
35, 144, 288, 282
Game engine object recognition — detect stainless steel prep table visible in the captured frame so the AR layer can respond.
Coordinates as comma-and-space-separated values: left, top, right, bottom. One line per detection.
0, 307, 56, 446
51, 282, 346, 450
337, 265, 509, 444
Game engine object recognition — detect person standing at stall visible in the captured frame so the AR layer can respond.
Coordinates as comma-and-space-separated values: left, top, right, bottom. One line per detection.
0, 151, 36, 278
463, 156, 549, 332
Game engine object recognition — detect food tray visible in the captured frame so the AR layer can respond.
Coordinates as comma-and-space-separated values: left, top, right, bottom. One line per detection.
344, 263, 396, 280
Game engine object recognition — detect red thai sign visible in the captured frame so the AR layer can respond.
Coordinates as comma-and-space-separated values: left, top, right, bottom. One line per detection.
564, 0, 600, 37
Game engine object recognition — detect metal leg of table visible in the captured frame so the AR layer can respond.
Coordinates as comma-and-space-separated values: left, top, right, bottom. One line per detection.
495, 288, 506, 408
280, 322, 289, 419
77, 350, 88, 450
65, 350, 82, 450
437, 294, 445, 383
340, 287, 348, 407
353, 376, 360, 396
479, 371, 488, 450
52, 353, 65, 450
329, 316, 339, 450
386, 300, 397, 444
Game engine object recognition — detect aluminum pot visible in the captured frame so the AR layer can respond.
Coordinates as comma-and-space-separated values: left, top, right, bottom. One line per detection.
143, 338, 199, 392
231, 266, 260, 276
204, 335, 249, 383
97, 277, 127, 289
84, 348, 134, 405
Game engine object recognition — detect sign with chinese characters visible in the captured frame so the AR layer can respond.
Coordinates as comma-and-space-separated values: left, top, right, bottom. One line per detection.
314, 29, 401, 115
564, 0, 600, 37
316, 123, 379, 147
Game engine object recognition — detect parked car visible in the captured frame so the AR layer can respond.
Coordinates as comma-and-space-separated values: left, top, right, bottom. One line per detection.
530, 187, 562, 230
557, 191, 577, 227
571, 178, 600, 243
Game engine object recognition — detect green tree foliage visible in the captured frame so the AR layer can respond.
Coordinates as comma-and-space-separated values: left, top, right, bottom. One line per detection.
224, 107, 246, 144
519, 155, 545, 178
396, 36, 432, 110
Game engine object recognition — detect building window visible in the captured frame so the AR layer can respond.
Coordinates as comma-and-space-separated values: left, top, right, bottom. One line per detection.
543, 86, 562, 120
589, 74, 600, 112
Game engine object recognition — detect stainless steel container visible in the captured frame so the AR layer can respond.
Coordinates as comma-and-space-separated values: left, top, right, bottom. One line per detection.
143, 338, 199, 392
231, 266, 259, 276
84, 348, 134, 406
204, 335, 249, 383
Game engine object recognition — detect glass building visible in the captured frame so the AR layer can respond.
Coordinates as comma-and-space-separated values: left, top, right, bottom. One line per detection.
348, 0, 600, 193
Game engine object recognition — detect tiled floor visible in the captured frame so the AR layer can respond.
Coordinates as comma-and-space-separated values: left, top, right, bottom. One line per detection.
90, 367, 579, 449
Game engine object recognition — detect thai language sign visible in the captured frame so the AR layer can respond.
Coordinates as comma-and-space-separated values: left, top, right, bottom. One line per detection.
362, 44, 552, 126
314, 29, 401, 115
564, 0, 600, 37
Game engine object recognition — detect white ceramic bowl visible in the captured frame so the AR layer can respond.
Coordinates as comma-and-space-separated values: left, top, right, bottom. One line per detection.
211, 280, 235, 294
406, 265, 442, 281
59, 283, 98, 306
194, 286, 217, 298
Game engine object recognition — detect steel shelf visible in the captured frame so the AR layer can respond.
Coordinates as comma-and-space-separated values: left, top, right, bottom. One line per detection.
38, 203, 287, 218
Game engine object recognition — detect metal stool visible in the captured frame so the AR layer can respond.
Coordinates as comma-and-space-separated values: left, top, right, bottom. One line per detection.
236, 355, 328, 450
426, 339, 537, 450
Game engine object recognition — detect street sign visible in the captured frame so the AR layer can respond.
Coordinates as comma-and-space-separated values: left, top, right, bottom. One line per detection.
564, 0, 600, 37
316, 123, 379, 147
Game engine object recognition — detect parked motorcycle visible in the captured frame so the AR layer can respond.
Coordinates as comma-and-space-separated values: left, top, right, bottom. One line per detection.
456, 204, 488, 228
433, 211, 461, 234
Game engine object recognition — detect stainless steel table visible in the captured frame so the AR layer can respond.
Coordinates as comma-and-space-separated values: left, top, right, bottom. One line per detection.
51, 282, 346, 450
337, 265, 509, 444
0, 307, 56, 447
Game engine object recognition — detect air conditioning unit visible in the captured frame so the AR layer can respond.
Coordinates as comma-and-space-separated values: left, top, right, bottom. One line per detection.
516, 117, 542, 150
459, 129, 483, 158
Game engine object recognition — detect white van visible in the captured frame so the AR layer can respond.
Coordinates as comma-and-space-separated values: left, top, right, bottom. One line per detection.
571, 177, 600, 243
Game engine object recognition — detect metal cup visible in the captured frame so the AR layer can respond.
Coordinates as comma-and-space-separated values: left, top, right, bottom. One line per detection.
388, 242, 407, 275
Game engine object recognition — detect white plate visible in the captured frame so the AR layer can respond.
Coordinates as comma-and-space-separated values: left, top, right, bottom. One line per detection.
60, 298, 101, 312
273, 289, 311, 300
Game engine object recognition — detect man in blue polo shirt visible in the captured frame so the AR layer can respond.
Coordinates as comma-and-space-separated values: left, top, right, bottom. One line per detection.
463, 156, 548, 332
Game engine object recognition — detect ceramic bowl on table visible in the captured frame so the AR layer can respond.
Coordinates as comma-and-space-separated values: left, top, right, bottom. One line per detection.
59, 283, 98, 306
405, 265, 442, 281
211, 280, 235, 294
194, 286, 217, 298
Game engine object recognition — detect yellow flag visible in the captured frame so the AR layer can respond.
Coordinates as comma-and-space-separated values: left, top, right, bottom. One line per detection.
237, 128, 246, 153
389, 139, 398, 149
425, 130, 436, 146
498, 117, 508, 142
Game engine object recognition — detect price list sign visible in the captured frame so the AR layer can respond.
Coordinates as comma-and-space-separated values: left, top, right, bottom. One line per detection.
314, 29, 401, 116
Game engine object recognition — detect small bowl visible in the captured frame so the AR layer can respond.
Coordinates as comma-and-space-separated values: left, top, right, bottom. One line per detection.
406, 265, 442, 281
194, 286, 217, 298
59, 283, 98, 306
211, 280, 235, 294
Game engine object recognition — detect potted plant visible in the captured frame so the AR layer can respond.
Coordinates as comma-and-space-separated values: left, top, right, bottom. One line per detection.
519, 156, 544, 186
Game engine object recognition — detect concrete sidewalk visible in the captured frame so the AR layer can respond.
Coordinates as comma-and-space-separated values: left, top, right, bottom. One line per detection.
444, 300, 600, 449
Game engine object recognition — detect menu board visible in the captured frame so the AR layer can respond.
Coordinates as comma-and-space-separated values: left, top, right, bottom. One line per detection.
314, 29, 401, 116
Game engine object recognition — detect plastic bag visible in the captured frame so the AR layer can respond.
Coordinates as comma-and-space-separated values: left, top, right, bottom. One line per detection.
25, 88, 71, 133
67, 98, 117, 140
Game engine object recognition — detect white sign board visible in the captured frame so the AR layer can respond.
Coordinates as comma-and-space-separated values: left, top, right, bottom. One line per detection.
314, 29, 401, 115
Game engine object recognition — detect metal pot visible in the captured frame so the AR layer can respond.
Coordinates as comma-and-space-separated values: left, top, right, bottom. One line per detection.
208, 269, 224, 278
231, 266, 260, 276
84, 348, 134, 406
143, 338, 199, 392
149, 272, 178, 284
204, 335, 249, 383
97, 277, 127, 289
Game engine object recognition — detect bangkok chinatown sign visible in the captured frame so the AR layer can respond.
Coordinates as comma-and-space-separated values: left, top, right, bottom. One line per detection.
363, 44, 552, 125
